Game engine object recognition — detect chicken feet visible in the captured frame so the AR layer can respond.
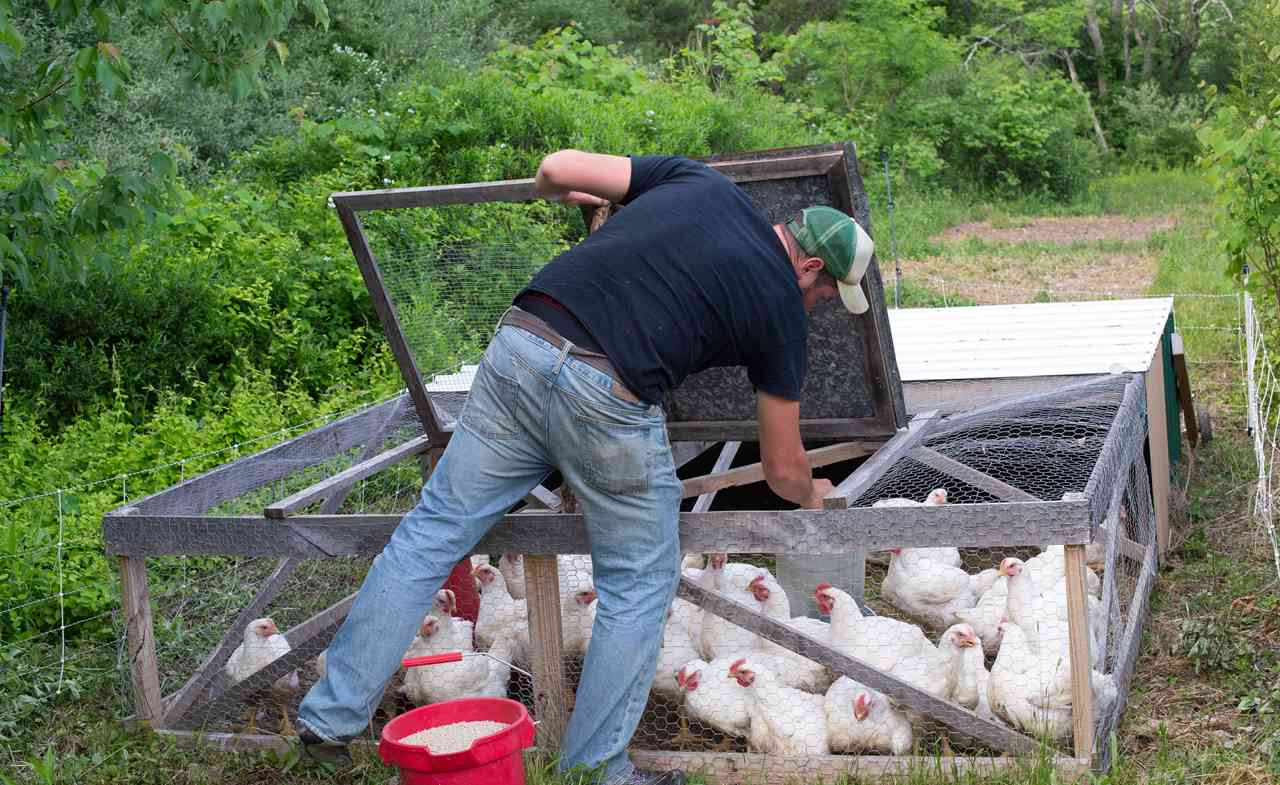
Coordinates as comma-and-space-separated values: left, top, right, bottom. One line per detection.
667, 714, 699, 750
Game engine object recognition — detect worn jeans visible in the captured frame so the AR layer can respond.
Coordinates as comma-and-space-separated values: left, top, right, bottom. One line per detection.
297, 321, 682, 784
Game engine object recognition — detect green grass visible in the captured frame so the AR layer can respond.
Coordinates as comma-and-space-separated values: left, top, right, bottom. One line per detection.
3, 167, 1275, 785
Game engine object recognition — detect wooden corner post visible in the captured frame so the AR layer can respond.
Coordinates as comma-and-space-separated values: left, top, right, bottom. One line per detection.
119, 555, 164, 726
1145, 345, 1171, 559
525, 554, 568, 750
1063, 544, 1094, 761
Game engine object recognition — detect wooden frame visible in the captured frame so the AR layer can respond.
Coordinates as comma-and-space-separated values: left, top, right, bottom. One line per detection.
330, 142, 907, 445
103, 374, 1160, 775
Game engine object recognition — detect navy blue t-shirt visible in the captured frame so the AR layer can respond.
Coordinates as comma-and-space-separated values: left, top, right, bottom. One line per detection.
519, 155, 808, 406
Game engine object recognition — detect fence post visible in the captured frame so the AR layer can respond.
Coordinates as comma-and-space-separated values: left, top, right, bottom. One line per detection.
119, 555, 164, 725
1064, 544, 1094, 761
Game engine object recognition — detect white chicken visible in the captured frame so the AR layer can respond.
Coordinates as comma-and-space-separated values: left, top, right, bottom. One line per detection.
671, 657, 753, 747
818, 583, 936, 673
561, 582, 598, 658
749, 573, 832, 692
824, 676, 913, 755
882, 624, 982, 708
1030, 546, 1102, 597
654, 608, 702, 702
987, 619, 1118, 740
402, 590, 514, 704
872, 489, 960, 567
999, 558, 1106, 667
728, 657, 830, 755
224, 617, 299, 735
954, 577, 1010, 656
700, 554, 768, 659
472, 562, 529, 660
497, 553, 526, 600
951, 631, 989, 713
880, 548, 994, 629
987, 619, 1073, 740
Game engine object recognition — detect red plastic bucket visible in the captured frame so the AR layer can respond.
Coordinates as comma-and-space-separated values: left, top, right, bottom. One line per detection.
379, 698, 535, 785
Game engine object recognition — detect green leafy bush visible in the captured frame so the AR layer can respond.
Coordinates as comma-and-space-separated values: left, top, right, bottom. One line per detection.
1105, 82, 1204, 169
937, 56, 1096, 198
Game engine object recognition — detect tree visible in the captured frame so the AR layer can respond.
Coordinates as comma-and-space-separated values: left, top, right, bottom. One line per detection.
0, 0, 329, 290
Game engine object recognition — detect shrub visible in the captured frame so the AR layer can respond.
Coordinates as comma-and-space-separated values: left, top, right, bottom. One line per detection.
1105, 82, 1204, 169
937, 56, 1097, 199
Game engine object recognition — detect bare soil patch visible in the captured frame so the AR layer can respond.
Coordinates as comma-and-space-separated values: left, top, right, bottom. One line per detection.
898, 250, 1158, 304
935, 214, 1178, 245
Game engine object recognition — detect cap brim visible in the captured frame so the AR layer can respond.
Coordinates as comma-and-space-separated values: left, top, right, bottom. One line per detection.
836, 221, 875, 314
838, 279, 870, 314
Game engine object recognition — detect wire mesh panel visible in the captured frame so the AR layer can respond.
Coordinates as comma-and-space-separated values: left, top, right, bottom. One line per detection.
98, 370, 1158, 779
356, 202, 570, 397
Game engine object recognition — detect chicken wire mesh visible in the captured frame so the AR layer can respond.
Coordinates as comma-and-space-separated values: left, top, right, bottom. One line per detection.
87, 370, 1158, 778
355, 204, 573, 396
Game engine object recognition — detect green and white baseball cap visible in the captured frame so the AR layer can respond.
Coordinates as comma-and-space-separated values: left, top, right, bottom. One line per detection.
785, 206, 875, 314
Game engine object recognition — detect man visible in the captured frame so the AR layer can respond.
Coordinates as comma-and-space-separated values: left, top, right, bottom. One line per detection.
296, 150, 874, 785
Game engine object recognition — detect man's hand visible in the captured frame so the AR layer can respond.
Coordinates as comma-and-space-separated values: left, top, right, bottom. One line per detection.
800, 478, 835, 509
555, 191, 610, 207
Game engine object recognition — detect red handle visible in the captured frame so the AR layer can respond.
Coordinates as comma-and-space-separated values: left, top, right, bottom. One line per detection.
402, 651, 463, 668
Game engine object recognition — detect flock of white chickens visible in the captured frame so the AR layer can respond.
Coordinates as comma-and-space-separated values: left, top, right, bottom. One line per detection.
222, 488, 1117, 757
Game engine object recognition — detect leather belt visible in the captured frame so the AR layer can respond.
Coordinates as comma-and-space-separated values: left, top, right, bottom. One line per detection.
500, 307, 644, 405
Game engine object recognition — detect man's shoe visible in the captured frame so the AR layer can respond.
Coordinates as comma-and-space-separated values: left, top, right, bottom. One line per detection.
298, 727, 352, 766
614, 769, 686, 785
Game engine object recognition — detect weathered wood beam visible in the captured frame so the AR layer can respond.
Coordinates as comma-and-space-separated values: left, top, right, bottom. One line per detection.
118, 393, 409, 515
147, 730, 1090, 783
161, 556, 306, 727
682, 441, 877, 500
171, 593, 355, 730
824, 412, 938, 509
324, 396, 412, 515
525, 556, 567, 750
337, 205, 446, 445
692, 441, 741, 513
104, 501, 1093, 559
1145, 352, 1171, 559
329, 152, 844, 212
1171, 333, 1198, 446
907, 447, 1041, 503
264, 435, 430, 519
676, 578, 1039, 755
630, 751, 1092, 784
1064, 544, 1094, 760
120, 556, 163, 726
1108, 539, 1158, 727
668, 418, 894, 443
523, 484, 563, 512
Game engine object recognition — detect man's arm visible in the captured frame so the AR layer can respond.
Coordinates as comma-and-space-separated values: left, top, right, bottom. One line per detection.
757, 391, 834, 509
535, 150, 632, 206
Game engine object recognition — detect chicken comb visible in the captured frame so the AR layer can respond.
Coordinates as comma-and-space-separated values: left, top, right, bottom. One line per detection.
814, 582, 834, 593
728, 657, 748, 673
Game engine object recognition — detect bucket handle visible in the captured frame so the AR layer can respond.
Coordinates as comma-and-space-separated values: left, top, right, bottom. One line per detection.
403, 651, 533, 679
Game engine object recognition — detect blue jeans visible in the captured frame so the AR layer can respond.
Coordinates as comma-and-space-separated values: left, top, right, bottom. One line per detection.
297, 323, 682, 784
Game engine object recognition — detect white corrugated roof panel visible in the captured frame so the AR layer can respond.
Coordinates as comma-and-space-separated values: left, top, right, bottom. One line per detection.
887, 298, 1173, 381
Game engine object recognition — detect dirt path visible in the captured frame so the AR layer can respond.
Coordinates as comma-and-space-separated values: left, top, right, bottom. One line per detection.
898, 214, 1179, 305
933, 214, 1178, 245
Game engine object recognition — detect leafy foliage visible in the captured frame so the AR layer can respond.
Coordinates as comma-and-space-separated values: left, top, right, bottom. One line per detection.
0, 0, 330, 289
1105, 81, 1204, 169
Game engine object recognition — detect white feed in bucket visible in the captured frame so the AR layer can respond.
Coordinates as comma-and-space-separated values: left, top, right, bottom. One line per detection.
399, 720, 510, 754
